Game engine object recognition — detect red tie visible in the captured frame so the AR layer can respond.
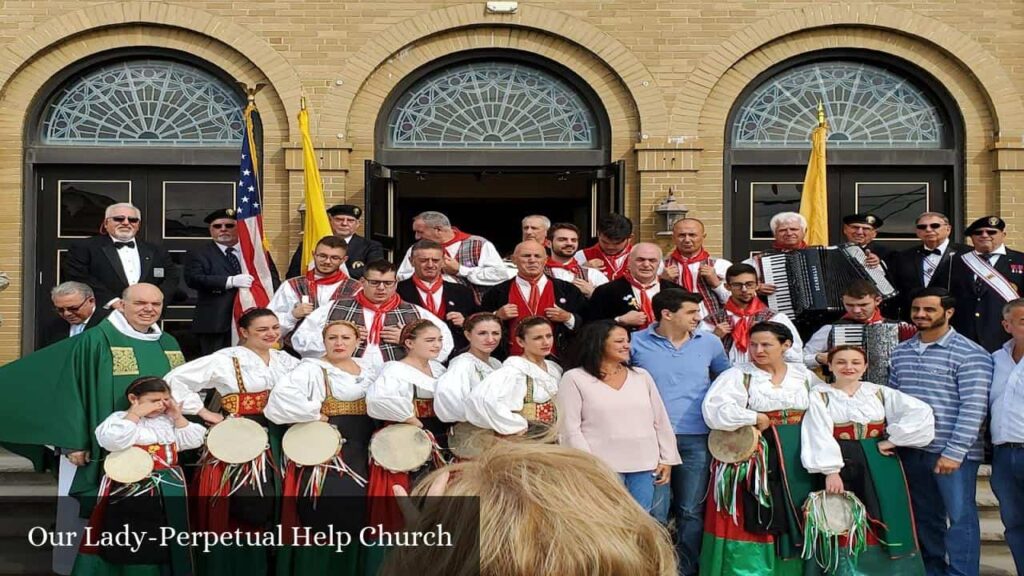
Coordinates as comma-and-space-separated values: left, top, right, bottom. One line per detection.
670, 249, 710, 292
412, 276, 444, 317
526, 276, 541, 314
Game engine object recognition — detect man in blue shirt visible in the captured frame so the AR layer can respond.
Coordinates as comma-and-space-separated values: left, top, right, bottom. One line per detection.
889, 287, 992, 576
631, 289, 731, 576
990, 297, 1024, 575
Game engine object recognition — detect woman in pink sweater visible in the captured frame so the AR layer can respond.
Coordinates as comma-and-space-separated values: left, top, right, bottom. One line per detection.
558, 319, 681, 512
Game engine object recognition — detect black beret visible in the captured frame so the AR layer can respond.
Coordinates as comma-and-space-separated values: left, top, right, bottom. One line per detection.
842, 213, 884, 229
965, 215, 1005, 235
203, 208, 237, 224
327, 204, 362, 219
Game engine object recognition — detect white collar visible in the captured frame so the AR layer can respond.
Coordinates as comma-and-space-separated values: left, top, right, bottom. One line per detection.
976, 244, 1007, 257
216, 242, 238, 254
107, 310, 162, 341
924, 238, 950, 254
503, 355, 560, 381
515, 275, 547, 288
385, 360, 444, 385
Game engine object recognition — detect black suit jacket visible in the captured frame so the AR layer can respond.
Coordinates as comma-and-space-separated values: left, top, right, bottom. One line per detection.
184, 242, 280, 334
586, 278, 679, 329
286, 234, 385, 280
949, 248, 1024, 352
37, 309, 108, 350
397, 279, 478, 351
63, 235, 181, 307
885, 242, 971, 320
480, 278, 586, 358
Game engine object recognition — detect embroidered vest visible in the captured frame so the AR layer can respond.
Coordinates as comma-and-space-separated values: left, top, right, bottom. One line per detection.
219, 356, 269, 416
519, 376, 557, 424
326, 298, 422, 361
820, 389, 887, 440
319, 367, 367, 416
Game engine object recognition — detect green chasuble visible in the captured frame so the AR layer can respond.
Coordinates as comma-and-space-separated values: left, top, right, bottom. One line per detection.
0, 318, 184, 500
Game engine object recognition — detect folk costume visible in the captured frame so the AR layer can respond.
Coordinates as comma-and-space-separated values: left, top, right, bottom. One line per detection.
465, 356, 562, 435
574, 243, 632, 280
265, 357, 379, 576
433, 352, 502, 423
268, 269, 362, 336
396, 277, 477, 352
699, 363, 821, 576
480, 275, 585, 357
290, 294, 454, 363
800, 381, 934, 575
397, 229, 513, 304
665, 249, 732, 320
164, 346, 299, 576
703, 299, 804, 364
73, 412, 206, 576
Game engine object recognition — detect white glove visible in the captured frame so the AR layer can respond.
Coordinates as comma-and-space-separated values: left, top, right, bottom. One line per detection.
227, 274, 254, 288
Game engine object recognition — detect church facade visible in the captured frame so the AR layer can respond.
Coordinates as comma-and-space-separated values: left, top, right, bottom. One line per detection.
0, 0, 1022, 360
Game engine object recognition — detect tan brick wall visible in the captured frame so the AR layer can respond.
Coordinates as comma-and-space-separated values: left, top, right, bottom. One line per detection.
0, 0, 1021, 362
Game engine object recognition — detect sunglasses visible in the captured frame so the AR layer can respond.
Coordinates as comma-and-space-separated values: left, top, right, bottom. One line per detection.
109, 215, 140, 224
916, 223, 943, 230
971, 229, 1000, 237
211, 223, 236, 229
54, 299, 91, 314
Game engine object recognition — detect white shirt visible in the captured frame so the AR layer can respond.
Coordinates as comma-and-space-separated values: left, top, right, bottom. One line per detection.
95, 412, 207, 453
267, 276, 358, 334
397, 237, 513, 287
664, 257, 732, 320
366, 360, 447, 423
514, 275, 576, 329
922, 238, 951, 286
69, 316, 92, 337
165, 346, 300, 414
991, 340, 1024, 444
465, 356, 562, 435
434, 353, 502, 423
711, 308, 804, 365
112, 237, 142, 285
264, 357, 379, 424
702, 363, 819, 431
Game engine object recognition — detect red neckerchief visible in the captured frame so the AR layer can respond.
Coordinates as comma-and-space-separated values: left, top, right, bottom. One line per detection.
583, 243, 631, 279
507, 276, 556, 355
305, 268, 348, 302
355, 292, 401, 344
624, 272, 657, 329
725, 298, 768, 353
771, 241, 808, 252
442, 228, 473, 249
669, 248, 710, 292
412, 276, 445, 318
546, 257, 583, 278
842, 308, 883, 324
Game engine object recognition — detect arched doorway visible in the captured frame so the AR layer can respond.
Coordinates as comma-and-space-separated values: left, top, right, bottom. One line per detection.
367, 50, 621, 257
725, 50, 964, 260
27, 52, 245, 355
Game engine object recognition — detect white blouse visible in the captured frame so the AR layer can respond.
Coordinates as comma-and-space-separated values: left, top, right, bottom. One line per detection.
465, 356, 563, 435
95, 412, 207, 453
165, 346, 300, 414
366, 360, 447, 423
702, 363, 819, 431
433, 353, 503, 423
801, 382, 935, 475
264, 357, 379, 424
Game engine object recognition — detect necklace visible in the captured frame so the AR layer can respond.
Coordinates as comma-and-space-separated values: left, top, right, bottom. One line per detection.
600, 364, 624, 379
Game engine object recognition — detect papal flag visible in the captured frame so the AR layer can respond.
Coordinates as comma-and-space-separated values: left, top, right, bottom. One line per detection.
799, 102, 829, 246
298, 98, 333, 272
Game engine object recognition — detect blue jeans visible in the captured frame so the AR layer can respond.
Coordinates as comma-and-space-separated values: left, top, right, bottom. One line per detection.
900, 448, 980, 576
991, 445, 1024, 575
651, 434, 710, 576
621, 471, 656, 512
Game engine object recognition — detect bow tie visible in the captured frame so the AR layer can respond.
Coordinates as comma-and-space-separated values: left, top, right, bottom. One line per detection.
920, 248, 940, 256
113, 241, 136, 250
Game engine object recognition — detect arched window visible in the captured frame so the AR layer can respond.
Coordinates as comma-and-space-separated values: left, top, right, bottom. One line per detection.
385, 61, 599, 149
40, 59, 244, 146
731, 61, 945, 149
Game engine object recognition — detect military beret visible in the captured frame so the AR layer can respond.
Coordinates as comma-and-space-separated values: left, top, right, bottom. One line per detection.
965, 215, 1005, 235
203, 208, 237, 224
842, 213, 884, 229
327, 204, 363, 219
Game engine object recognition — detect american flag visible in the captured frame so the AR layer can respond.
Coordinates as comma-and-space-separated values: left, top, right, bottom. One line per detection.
233, 101, 274, 339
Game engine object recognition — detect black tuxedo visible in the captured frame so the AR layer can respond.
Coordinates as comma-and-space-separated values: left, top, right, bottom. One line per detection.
286, 234, 385, 280
63, 235, 181, 308
36, 309, 108, 350
480, 277, 586, 359
185, 241, 281, 355
949, 248, 1024, 352
884, 242, 970, 320
397, 279, 478, 352
586, 278, 679, 329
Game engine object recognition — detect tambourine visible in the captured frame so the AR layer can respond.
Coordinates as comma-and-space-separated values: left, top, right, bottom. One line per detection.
206, 417, 268, 464
104, 447, 153, 484
804, 491, 865, 536
708, 425, 760, 464
448, 422, 495, 459
282, 421, 342, 466
369, 423, 432, 472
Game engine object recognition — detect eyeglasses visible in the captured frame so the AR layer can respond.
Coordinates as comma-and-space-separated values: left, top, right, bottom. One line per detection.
727, 282, 758, 290
109, 215, 140, 224
211, 223, 236, 229
971, 229, 1000, 237
916, 223, 943, 230
314, 253, 344, 263
364, 279, 397, 288
54, 299, 90, 314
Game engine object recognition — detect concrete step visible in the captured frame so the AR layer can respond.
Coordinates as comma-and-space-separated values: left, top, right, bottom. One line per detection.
982, 516, 1007, 543
981, 543, 1015, 575
0, 535, 51, 575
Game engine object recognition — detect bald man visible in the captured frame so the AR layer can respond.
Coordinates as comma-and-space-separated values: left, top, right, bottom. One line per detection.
587, 243, 680, 331
481, 240, 586, 358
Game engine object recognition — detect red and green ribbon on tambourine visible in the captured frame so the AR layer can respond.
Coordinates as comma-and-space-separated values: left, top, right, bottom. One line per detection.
710, 435, 772, 525
801, 490, 869, 572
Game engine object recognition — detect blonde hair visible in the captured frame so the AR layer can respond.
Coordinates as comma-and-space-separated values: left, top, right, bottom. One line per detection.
321, 319, 359, 340
381, 441, 677, 576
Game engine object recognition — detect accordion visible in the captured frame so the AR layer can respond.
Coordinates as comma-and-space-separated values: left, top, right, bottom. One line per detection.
761, 244, 897, 319
828, 323, 900, 386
